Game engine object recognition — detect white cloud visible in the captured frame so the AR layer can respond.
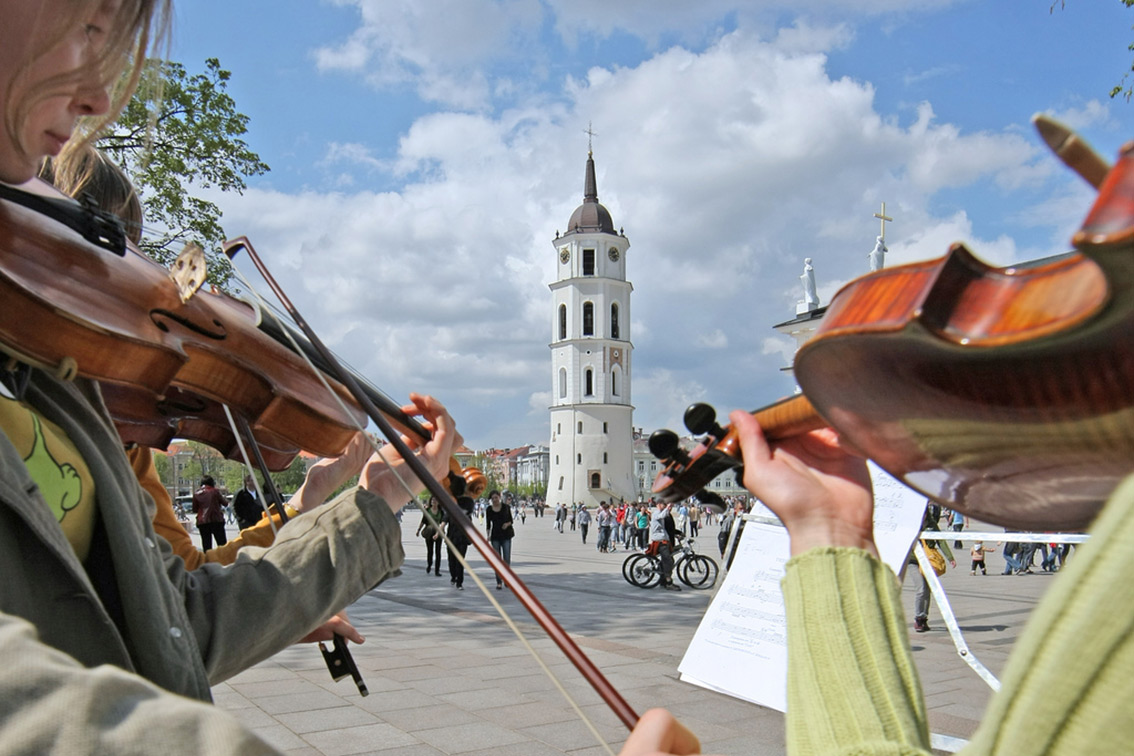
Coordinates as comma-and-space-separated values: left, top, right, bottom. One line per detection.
213, 12, 1077, 448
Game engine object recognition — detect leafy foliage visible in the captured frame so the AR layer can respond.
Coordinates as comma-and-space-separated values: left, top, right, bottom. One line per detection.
98, 58, 269, 287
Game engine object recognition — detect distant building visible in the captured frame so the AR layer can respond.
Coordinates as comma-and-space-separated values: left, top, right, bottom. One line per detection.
515, 444, 549, 490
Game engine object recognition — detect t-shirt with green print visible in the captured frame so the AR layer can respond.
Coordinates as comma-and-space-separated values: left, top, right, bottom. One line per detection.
0, 395, 96, 561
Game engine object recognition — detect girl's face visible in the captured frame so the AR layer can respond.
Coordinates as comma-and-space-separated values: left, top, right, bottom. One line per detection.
0, 0, 117, 184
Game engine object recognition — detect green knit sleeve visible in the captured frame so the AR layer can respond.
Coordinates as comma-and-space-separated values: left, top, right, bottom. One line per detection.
781, 548, 932, 756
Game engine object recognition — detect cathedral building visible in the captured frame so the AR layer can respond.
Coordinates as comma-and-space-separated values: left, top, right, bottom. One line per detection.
547, 149, 636, 508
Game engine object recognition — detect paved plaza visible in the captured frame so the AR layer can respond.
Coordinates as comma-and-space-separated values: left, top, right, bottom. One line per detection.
209, 512, 1058, 755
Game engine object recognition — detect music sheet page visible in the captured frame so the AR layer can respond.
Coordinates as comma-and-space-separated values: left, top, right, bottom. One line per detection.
678, 463, 927, 711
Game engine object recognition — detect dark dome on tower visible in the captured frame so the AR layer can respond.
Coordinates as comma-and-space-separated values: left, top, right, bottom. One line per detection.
565, 151, 616, 235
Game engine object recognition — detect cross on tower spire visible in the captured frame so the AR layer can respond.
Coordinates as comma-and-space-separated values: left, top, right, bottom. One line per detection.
873, 202, 894, 242
584, 122, 598, 156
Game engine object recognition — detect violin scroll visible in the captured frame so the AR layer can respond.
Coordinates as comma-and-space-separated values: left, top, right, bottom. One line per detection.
649, 404, 742, 509
651, 396, 825, 506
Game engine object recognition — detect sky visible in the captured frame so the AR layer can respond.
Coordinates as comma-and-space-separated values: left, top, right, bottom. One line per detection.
166, 1, 1133, 452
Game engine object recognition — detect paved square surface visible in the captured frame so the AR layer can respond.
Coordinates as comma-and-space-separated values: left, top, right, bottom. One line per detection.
212, 513, 1057, 754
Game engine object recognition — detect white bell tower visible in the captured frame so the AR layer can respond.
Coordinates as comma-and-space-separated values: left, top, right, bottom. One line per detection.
547, 147, 635, 508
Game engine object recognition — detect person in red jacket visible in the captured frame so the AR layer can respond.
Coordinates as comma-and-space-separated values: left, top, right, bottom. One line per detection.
191, 476, 228, 550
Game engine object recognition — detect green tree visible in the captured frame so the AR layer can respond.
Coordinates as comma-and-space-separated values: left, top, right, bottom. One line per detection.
98, 57, 269, 287
270, 456, 310, 496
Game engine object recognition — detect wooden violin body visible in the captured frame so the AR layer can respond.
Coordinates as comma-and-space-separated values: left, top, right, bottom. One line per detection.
0, 179, 367, 465
654, 140, 1134, 532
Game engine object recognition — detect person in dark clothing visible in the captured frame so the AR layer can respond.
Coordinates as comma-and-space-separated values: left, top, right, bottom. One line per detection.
416, 497, 444, 576
485, 489, 514, 590
649, 501, 682, 591
232, 475, 262, 530
191, 476, 228, 550
444, 480, 476, 590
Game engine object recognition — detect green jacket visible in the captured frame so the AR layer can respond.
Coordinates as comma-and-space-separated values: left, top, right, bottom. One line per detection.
0, 369, 404, 754
782, 474, 1134, 755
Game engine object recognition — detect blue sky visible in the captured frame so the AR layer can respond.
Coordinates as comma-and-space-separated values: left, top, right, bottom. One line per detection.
166, 1, 1132, 450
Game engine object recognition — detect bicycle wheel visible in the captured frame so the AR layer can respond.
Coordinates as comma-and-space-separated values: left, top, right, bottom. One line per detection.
679, 554, 719, 589
626, 554, 661, 588
621, 553, 640, 585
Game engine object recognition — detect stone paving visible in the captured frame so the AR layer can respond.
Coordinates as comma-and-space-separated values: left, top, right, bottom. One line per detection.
209, 514, 1058, 755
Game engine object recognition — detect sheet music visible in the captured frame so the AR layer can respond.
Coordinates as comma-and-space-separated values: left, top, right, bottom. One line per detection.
678, 462, 927, 711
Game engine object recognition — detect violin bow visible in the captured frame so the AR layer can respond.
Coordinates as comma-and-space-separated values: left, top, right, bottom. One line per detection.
223, 237, 640, 739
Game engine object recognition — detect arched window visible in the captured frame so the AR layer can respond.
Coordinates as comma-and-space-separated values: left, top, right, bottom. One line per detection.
558, 368, 567, 399
590, 472, 601, 488
610, 303, 619, 339
611, 368, 619, 397
584, 369, 593, 396
583, 301, 594, 336
558, 304, 567, 340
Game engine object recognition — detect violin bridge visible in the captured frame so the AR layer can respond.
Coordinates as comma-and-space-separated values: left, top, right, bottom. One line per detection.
169, 243, 207, 303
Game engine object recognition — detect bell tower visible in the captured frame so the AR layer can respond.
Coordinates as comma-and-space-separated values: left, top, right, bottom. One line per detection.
547, 147, 635, 509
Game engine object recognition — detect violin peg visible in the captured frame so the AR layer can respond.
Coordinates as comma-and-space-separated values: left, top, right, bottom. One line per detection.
648, 429, 689, 464
684, 403, 726, 439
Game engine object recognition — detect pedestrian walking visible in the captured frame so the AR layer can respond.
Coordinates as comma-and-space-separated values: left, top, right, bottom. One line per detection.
485, 490, 515, 590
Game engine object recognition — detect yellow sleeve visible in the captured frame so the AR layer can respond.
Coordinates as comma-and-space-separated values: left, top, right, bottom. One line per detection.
127, 446, 207, 571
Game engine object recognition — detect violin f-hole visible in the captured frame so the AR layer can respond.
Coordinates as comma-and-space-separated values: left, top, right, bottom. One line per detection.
149, 309, 227, 340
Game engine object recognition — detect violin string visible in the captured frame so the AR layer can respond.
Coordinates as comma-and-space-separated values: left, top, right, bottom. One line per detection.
221, 404, 281, 537
228, 262, 618, 755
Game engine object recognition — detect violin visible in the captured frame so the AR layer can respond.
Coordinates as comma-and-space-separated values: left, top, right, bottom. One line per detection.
651, 137, 1134, 533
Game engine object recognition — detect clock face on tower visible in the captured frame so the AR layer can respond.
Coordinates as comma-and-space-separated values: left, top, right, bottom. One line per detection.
560, 248, 570, 264
608, 247, 620, 262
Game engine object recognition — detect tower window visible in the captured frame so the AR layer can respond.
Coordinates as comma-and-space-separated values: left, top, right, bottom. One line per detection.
558, 476, 564, 491
577, 453, 582, 464
559, 368, 567, 399
583, 249, 595, 276
584, 370, 593, 396
558, 304, 567, 340
578, 421, 583, 433
583, 302, 594, 336
611, 303, 619, 339
590, 472, 601, 488
603, 452, 608, 463
603, 422, 608, 433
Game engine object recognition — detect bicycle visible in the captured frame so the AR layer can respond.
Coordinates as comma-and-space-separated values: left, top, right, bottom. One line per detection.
621, 537, 719, 590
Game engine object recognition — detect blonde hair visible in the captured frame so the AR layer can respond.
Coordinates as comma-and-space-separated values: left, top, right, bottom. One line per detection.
5, 0, 172, 172
40, 144, 143, 244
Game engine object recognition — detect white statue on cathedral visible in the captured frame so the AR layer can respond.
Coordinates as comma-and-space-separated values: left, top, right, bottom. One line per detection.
869, 235, 887, 272
800, 257, 819, 310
